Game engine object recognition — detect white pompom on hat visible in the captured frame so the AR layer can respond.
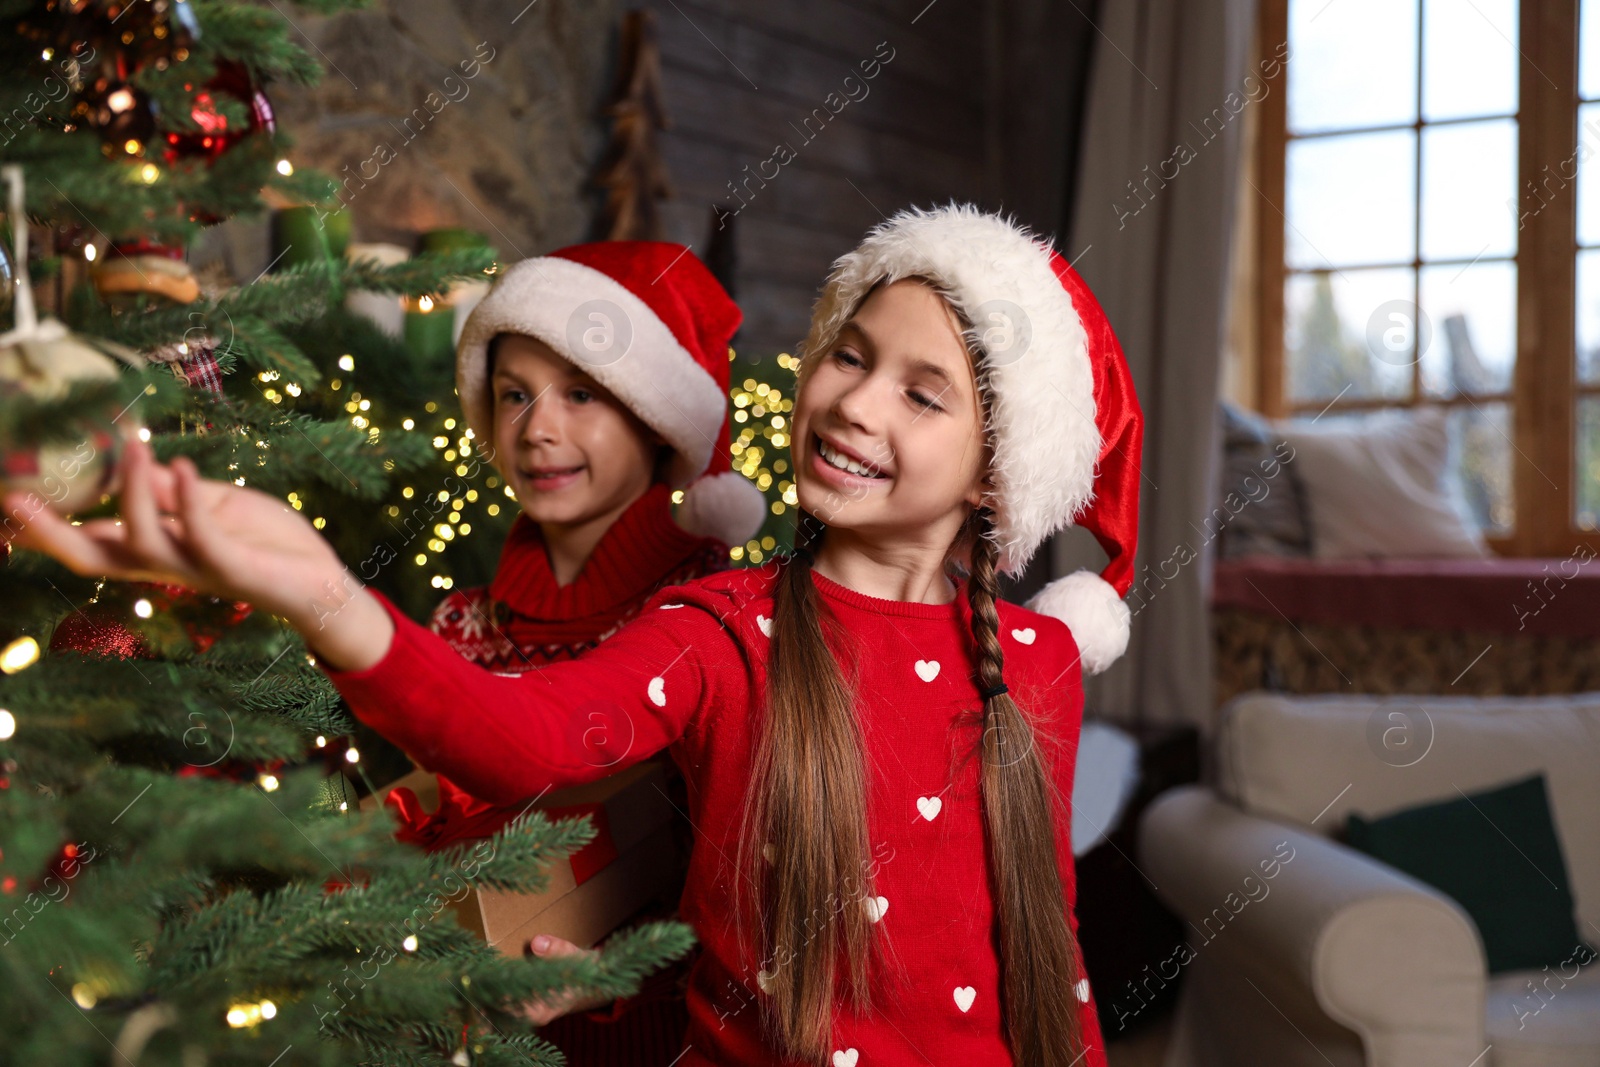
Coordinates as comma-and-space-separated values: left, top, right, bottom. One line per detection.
456, 241, 767, 547
799, 204, 1144, 674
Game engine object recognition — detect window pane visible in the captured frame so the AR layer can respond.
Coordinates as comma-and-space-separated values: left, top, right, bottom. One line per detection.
1285, 268, 1417, 403
1420, 120, 1517, 261
1580, 398, 1600, 528
1423, 0, 1518, 121
1287, 130, 1417, 269
1577, 103, 1600, 246
1450, 403, 1514, 532
1583, 0, 1600, 100
1289, 0, 1418, 133
1419, 261, 1515, 396
1575, 250, 1600, 385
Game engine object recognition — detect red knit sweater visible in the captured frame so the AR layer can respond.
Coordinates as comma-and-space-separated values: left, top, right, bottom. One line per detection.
422, 482, 726, 1064
428, 482, 727, 670
329, 559, 1109, 1067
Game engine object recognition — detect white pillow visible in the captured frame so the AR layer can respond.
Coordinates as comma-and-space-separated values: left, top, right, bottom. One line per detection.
1271, 407, 1488, 559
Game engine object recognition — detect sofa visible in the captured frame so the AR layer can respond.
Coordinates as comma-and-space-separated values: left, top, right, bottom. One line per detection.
1138, 691, 1600, 1067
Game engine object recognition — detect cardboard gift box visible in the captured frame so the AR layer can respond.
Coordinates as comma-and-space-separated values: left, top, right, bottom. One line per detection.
364, 758, 687, 954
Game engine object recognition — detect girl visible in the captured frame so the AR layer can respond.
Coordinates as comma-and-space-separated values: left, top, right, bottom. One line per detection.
8, 204, 1142, 1067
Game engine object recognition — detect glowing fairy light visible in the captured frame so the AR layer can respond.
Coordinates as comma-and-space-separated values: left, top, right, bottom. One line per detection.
0, 638, 40, 674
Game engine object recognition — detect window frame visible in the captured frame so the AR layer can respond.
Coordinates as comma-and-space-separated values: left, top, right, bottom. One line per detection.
1254, 0, 1590, 557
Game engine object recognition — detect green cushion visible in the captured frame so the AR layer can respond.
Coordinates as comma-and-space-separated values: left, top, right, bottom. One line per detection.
1344, 772, 1591, 974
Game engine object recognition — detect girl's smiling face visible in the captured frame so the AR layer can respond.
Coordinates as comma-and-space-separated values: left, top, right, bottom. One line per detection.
792, 278, 989, 547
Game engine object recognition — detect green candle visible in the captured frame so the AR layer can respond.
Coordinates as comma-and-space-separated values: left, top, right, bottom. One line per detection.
271, 207, 330, 271
404, 297, 456, 365
321, 207, 353, 259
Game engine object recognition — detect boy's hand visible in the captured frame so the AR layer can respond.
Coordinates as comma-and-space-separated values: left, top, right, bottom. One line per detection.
2, 439, 393, 671
515, 934, 615, 1025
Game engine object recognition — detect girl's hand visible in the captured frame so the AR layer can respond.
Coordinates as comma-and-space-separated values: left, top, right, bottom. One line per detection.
1, 439, 393, 671
516, 934, 615, 1025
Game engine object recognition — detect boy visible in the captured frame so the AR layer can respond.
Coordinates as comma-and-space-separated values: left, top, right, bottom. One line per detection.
412, 241, 763, 1062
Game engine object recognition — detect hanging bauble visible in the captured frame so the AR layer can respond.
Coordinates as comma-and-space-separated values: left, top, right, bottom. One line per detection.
50, 582, 253, 657
74, 78, 157, 157
148, 334, 224, 396
0, 165, 141, 514
18, 0, 201, 82
162, 59, 275, 166
18, 0, 202, 154
0, 229, 13, 331
48, 603, 146, 659
0, 324, 137, 514
91, 239, 200, 304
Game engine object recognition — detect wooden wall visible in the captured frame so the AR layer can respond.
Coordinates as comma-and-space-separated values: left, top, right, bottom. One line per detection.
640, 0, 1100, 360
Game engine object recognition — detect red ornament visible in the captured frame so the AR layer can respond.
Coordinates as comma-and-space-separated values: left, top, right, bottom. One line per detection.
49, 605, 148, 659
48, 582, 254, 658
161, 59, 275, 166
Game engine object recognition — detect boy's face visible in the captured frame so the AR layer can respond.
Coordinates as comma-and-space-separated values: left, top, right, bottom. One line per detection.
489, 334, 663, 528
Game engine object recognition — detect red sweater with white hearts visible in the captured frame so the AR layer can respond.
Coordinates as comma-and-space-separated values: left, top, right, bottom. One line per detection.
327, 559, 1109, 1067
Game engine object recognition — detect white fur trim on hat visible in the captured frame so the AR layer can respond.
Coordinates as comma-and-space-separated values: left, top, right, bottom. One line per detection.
676, 471, 768, 546
798, 204, 1100, 576
456, 256, 727, 488
1025, 570, 1131, 676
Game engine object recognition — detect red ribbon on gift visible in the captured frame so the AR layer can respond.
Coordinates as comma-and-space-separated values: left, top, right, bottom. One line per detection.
384, 774, 618, 886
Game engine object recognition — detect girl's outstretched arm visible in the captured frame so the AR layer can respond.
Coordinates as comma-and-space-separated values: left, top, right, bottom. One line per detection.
3, 440, 735, 801
322, 586, 730, 802
2, 439, 394, 671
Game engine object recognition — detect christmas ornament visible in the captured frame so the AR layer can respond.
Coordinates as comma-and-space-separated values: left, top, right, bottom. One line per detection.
0, 166, 141, 513
0, 224, 15, 328
19, 0, 202, 153
50, 581, 253, 658
48, 604, 145, 658
91, 239, 200, 304
161, 59, 276, 166
148, 335, 223, 396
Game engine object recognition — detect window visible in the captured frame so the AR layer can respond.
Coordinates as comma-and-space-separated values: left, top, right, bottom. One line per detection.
1257, 0, 1597, 555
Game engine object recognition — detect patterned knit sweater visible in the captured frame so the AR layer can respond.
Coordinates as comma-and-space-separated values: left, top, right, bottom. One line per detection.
330, 558, 1109, 1067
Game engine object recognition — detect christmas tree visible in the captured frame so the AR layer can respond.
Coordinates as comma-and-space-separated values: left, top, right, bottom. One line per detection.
0, 2, 693, 1063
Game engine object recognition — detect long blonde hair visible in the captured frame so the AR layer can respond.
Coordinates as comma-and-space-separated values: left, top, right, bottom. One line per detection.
734, 279, 1088, 1065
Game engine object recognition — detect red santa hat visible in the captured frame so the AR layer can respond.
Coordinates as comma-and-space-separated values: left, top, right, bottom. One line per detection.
456, 241, 767, 546
799, 204, 1143, 674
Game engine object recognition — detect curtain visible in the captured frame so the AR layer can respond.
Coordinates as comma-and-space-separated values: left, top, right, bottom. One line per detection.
1053, 0, 1260, 733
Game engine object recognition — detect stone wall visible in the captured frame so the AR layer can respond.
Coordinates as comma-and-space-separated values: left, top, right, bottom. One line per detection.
207, 0, 1095, 363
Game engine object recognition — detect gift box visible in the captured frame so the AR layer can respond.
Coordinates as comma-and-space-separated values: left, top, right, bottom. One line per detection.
363, 759, 686, 954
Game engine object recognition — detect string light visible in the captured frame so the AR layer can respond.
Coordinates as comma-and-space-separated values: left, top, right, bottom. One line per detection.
0, 638, 40, 675
227, 1000, 277, 1028
133, 598, 153, 618
0, 709, 15, 740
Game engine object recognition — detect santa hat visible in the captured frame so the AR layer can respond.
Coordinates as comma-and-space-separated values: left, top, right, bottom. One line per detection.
799, 204, 1143, 674
456, 241, 767, 546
